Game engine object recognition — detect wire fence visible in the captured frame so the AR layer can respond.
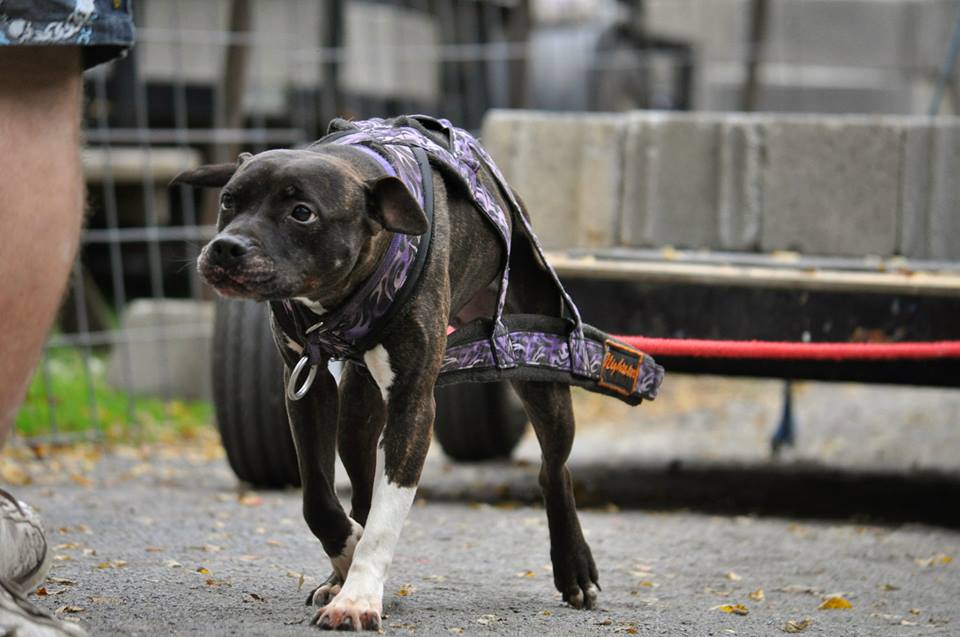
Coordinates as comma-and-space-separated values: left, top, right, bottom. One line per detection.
15, 0, 959, 444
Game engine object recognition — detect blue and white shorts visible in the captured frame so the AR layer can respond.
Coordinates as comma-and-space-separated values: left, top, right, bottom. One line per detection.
0, 0, 135, 69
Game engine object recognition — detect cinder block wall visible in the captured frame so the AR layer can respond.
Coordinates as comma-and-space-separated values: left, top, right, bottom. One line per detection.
480, 110, 960, 260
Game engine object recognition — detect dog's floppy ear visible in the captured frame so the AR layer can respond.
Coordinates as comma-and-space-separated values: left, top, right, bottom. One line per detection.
367, 176, 428, 235
170, 153, 251, 188
169, 163, 237, 188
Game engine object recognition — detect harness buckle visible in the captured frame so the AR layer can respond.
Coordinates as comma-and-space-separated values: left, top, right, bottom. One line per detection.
286, 355, 318, 401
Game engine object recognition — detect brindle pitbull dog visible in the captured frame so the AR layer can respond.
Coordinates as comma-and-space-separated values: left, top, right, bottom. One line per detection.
173, 121, 601, 631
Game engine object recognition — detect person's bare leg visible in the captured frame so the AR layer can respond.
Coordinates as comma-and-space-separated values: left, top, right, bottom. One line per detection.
0, 47, 83, 446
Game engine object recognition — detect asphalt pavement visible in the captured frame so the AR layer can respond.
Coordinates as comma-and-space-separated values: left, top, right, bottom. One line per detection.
3, 376, 959, 636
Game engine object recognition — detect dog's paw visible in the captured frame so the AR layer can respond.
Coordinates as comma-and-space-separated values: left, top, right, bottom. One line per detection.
311, 591, 382, 631
305, 572, 343, 607
555, 547, 601, 610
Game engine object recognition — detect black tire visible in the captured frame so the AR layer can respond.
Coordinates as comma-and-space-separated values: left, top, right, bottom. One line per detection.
434, 382, 528, 462
212, 299, 300, 488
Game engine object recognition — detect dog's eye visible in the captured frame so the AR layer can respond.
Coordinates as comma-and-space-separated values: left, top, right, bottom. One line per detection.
220, 193, 233, 211
290, 205, 317, 224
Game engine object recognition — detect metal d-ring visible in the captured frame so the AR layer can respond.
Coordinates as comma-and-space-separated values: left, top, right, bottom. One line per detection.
286, 355, 318, 401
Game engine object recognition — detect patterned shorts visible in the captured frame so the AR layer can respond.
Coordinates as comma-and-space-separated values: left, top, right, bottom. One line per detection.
0, 0, 135, 69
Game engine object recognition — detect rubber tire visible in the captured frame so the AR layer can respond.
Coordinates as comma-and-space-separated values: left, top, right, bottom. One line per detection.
212, 299, 301, 488
434, 382, 528, 462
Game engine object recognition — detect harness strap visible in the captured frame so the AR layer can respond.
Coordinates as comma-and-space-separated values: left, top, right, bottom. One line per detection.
439, 316, 664, 405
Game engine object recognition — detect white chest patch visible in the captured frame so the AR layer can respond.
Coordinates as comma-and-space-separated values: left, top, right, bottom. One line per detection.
363, 345, 395, 402
293, 297, 327, 315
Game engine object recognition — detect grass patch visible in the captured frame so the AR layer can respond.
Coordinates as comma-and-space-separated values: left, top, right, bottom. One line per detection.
15, 347, 212, 441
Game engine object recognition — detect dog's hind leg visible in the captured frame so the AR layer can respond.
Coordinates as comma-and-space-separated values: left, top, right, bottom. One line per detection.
283, 367, 362, 608
511, 380, 600, 610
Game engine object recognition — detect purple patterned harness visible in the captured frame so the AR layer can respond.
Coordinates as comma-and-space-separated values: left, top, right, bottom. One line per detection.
272, 115, 664, 405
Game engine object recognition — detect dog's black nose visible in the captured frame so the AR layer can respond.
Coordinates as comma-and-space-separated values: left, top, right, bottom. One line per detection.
208, 235, 250, 268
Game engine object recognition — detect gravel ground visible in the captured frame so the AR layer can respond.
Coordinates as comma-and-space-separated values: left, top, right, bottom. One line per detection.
16, 468, 960, 637
3, 376, 959, 635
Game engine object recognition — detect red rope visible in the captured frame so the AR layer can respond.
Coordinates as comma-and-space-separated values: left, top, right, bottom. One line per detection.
614, 336, 960, 361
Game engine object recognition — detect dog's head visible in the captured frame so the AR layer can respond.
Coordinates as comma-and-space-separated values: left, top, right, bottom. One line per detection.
172, 149, 427, 302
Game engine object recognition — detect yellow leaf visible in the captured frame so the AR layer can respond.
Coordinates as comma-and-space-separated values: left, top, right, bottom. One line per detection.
197, 567, 210, 575
625, 629, 639, 635
712, 604, 749, 615
749, 589, 765, 601
395, 584, 414, 597
915, 554, 953, 567
783, 618, 813, 633
638, 580, 657, 588
725, 571, 742, 581
97, 562, 111, 569
516, 570, 535, 578
818, 596, 852, 610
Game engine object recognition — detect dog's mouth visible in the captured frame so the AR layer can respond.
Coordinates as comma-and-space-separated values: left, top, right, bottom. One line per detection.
197, 257, 278, 300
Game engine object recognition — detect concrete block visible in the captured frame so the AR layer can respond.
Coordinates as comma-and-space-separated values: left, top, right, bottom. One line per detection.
480, 110, 626, 250
898, 119, 933, 258
761, 116, 901, 257
928, 119, 960, 260
718, 116, 764, 250
106, 300, 214, 401
621, 113, 723, 249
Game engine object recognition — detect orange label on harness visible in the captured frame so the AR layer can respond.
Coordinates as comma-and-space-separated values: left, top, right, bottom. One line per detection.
598, 340, 643, 396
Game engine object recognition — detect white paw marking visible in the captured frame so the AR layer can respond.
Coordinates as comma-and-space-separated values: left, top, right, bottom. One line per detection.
329, 519, 363, 579
363, 345, 394, 402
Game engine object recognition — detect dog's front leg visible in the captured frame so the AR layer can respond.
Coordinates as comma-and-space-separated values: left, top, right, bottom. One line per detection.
314, 344, 437, 631
284, 366, 363, 607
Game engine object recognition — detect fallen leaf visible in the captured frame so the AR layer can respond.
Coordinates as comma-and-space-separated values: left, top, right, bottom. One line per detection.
239, 494, 262, 507
476, 614, 498, 625
35, 587, 49, 597
197, 567, 210, 575
712, 604, 749, 616
915, 554, 953, 567
55, 606, 85, 614
395, 584, 414, 597
725, 571, 742, 581
69, 474, 93, 487
266, 539, 282, 547
748, 589, 765, 601
783, 618, 812, 633
145, 547, 163, 553
819, 596, 852, 610
54, 555, 72, 562
637, 580, 657, 588
910, 608, 922, 615
89, 596, 121, 604
516, 570, 535, 578
624, 628, 639, 635
597, 618, 613, 625
55, 543, 81, 551
247, 592, 267, 602
47, 577, 76, 586
542, 610, 552, 617
297, 572, 305, 591
880, 583, 899, 592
